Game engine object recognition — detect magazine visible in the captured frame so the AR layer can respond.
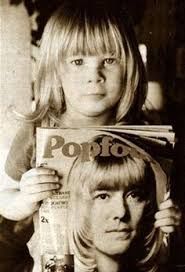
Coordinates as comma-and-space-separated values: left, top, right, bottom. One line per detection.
36, 126, 175, 272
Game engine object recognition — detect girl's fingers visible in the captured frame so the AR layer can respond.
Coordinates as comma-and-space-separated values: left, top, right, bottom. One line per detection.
20, 175, 60, 187
20, 167, 63, 189
155, 217, 180, 228
21, 183, 61, 194
159, 199, 174, 210
160, 226, 175, 234
26, 191, 58, 203
19, 167, 63, 205
22, 167, 56, 178
155, 208, 181, 220
156, 198, 182, 231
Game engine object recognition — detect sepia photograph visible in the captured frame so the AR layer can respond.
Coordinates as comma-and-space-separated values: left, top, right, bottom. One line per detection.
0, 1, 185, 271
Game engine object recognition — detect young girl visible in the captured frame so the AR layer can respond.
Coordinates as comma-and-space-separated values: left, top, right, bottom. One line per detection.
1, 0, 148, 220
67, 135, 177, 272
0, 1, 180, 271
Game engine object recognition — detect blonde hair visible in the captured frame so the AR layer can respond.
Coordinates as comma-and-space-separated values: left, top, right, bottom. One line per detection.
23, 1, 147, 125
67, 137, 164, 272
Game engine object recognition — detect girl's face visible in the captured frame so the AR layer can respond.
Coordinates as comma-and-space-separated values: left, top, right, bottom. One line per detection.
90, 185, 147, 256
59, 54, 123, 122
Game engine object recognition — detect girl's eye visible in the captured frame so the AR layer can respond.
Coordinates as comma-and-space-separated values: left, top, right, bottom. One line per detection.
103, 58, 116, 65
71, 59, 83, 66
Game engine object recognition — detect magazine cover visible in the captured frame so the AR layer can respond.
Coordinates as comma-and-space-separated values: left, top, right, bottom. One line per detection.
36, 126, 174, 272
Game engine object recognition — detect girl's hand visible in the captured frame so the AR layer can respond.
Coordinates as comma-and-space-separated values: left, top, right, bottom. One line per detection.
154, 198, 181, 233
15, 167, 61, 220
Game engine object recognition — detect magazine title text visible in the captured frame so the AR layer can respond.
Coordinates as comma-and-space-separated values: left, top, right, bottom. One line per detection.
42, 135, 141, 162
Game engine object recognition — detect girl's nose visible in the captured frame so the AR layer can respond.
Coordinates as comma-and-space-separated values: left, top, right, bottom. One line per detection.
87, 66, 105, 84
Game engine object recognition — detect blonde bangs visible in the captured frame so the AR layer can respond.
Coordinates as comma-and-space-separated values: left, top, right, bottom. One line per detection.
55, 17, 124, 60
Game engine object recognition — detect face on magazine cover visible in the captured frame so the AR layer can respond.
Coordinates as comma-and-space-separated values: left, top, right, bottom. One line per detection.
60, 54, 123, 118
90, 185, 147, 256
68, 143, 157, 265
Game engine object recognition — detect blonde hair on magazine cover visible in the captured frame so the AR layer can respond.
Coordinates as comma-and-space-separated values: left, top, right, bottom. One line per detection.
19, 1, 147, 125
67, 136, 165, 272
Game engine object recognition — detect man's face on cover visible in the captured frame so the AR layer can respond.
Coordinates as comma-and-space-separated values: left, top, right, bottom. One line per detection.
90, 184, 147, 256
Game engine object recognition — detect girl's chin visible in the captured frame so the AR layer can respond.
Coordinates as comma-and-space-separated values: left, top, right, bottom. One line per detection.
78, 106, 112, 118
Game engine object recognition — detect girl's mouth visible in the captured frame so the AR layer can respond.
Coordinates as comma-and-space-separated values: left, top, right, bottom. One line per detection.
85, 93, 105, 96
